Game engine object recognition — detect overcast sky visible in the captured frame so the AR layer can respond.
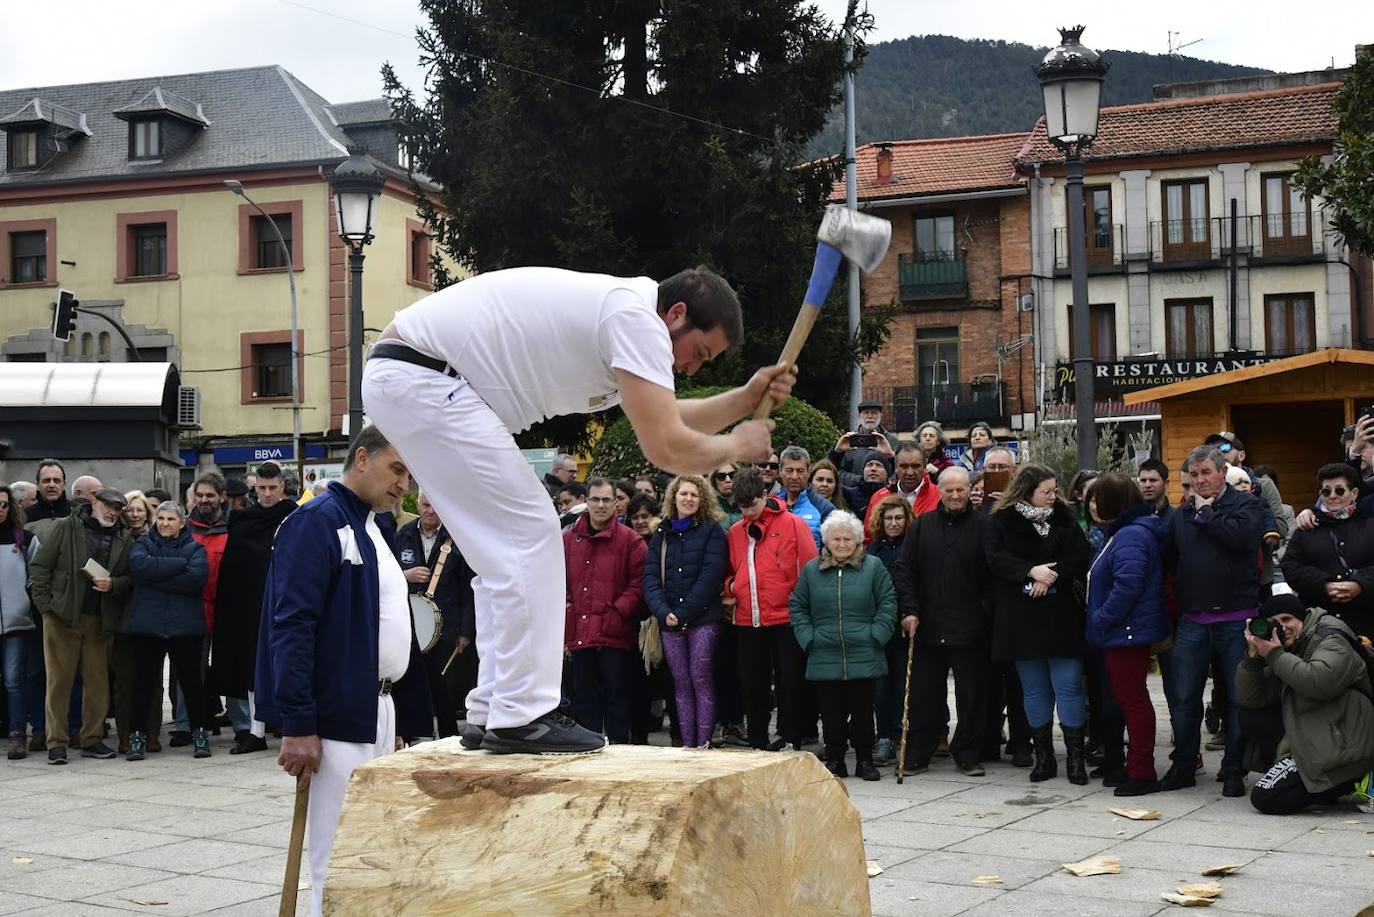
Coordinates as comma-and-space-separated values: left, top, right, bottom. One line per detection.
3, 0, 1366, 105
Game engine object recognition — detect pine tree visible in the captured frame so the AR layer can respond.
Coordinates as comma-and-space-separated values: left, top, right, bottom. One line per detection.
382, 0, 894, 450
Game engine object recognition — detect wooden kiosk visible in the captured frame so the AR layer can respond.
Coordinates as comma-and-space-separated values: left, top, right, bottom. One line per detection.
323, 742, 872, 915
1123, 348, 1374, 508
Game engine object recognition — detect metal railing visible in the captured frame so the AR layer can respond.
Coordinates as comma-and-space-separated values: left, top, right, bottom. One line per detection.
1147, 213, 1327, 264
862, 382, 1006, 431
898, 251, 968, 302
1054, 223, 1123, 270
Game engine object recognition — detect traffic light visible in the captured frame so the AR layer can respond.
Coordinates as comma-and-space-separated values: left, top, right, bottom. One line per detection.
51, 289, 78, 341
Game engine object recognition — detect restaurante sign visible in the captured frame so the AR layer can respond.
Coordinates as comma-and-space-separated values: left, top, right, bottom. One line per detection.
1054, 353, 1277, 398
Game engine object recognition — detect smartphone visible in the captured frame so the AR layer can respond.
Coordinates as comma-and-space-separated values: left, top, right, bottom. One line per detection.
1357, 405, 1374, 424
983, 469, 1011, 496
849, 433, 878, 449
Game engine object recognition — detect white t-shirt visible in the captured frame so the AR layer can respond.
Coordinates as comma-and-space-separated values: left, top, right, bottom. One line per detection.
393, 267, 675, 432
366, 512, 411, 682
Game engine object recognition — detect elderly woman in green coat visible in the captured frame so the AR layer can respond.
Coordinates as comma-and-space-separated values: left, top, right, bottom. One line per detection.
790, 509, 898, 781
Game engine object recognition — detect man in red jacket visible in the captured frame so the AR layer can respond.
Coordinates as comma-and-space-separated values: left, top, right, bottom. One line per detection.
864, 444, 940, 539
563, 479, 648, 743
725, 467, 818, 750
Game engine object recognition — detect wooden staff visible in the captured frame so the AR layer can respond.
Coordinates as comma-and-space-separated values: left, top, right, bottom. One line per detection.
895, 632, 916, 784
280, 774, 309, 917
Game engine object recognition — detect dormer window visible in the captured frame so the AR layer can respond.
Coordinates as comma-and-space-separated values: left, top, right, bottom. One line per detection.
7, 129, 38, 170
130, 119, 161, 160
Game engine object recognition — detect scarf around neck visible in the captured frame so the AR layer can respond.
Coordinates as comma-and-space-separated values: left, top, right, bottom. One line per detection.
1318, 499, 1355, 521
1015, 501, 1054, 537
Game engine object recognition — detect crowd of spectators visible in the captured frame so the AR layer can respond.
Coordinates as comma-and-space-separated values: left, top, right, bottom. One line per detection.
3, 404, 1371, 817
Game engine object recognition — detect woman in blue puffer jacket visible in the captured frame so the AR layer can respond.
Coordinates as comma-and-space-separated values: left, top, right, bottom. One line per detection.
126, 501, 210, 761
643, 475, 728, 749
1085, 474, 1169, 798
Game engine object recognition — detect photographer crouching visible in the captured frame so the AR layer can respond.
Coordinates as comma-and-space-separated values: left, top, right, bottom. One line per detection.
1235, 588, 1374, 814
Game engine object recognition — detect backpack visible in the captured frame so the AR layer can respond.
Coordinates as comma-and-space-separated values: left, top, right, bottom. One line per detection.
1338, 630, 1374, 698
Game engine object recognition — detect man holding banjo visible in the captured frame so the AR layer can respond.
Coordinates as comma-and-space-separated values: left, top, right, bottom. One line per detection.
396, 492, 477, 739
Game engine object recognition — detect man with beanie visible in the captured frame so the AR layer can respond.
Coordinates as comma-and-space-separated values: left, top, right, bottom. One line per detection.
28, 488, 133, 764
1235, 588, 1374, 814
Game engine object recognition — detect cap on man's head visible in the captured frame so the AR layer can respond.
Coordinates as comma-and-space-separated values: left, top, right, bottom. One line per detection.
1260, 587, 1303, 619
1205, 431, 1245, 451
862, 449, 894, 477
1224, 465, 1249, 488
857, 399, 882, 412
225, 478, 249, 497
93, 488, 128, 509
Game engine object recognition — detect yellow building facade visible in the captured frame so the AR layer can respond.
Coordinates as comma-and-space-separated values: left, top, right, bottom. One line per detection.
0, 68, 457, 480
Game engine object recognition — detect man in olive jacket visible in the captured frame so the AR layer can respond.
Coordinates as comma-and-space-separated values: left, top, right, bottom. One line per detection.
1236, 591, 1374, 814
28, 489, 134, 763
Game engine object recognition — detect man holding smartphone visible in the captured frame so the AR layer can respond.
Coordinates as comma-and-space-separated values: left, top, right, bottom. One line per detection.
363, 266, 795, 755
832, 399, 899, 487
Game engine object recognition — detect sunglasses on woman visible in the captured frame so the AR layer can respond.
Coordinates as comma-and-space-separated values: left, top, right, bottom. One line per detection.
713, 471, 734, 481
1321, 485, 1350, 497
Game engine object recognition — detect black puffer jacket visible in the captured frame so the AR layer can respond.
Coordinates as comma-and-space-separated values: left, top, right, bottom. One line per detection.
893, 503, 990, 647
986, 502, 1090, 662
1281, 508, 1374, 639
127, 527, 209, 638
643, 519, 728, 629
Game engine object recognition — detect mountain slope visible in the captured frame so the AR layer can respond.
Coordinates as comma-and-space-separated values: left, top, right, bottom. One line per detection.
808, 34, 1270, 155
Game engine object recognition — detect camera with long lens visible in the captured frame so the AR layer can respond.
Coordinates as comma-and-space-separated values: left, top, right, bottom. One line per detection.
1248, 617, 1286, 641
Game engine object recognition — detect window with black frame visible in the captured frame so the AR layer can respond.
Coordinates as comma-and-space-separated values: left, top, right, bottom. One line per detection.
9, 231, 46, 283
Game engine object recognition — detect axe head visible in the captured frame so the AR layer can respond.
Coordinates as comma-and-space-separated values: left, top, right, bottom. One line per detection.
817, 204, 892, 274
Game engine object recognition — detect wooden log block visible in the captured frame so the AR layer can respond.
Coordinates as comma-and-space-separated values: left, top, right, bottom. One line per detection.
325, 741, 871, 916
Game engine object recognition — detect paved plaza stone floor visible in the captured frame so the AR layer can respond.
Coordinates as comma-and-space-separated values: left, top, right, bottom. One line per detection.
0, 677, 1370, 916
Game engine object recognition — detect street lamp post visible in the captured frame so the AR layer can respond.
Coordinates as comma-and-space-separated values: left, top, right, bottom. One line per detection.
224, 179, 301, 479
328, 149, 384, 440
1037, 25, 1109, 474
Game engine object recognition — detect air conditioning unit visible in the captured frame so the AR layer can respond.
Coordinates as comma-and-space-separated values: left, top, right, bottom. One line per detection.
177, 385, 202, 429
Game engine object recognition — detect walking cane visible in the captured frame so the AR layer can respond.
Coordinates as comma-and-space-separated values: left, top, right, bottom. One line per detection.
895, 631, 916, 784
280, 774, 309, 917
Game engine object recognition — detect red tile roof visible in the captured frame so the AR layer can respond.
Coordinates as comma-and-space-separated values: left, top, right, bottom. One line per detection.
828, 132, 1029, 203
1015, 82, 1340, 165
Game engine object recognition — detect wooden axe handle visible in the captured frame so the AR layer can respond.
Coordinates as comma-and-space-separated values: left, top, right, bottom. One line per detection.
752, 303, 822, 420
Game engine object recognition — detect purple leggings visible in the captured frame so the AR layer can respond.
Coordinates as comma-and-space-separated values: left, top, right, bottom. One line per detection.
661, 622, 719, 747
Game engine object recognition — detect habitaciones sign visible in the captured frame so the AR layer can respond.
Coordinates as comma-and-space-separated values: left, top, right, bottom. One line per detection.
1054, 353, 1277, 399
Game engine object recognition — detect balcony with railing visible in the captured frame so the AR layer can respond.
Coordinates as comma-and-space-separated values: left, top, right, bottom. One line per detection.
1147, 212, 1327, 266
898, 251, 968, 303
863, 381, 1007, 431
1054, 223, 1124, 272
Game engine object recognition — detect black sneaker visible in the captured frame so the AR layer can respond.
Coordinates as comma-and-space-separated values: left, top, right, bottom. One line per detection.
459, 722, 486, 750
1009, 745, 1034, 768
824, 757, 848, 778
1159, 764, 1196, 791
766, 737, 789, 752
48, 745, 67, 765
230, 733, 269, 755
481, 711, 606, 755
901, 759, 930, 776
168, 730, 192, 747
1221, 770, 1246, 798
856, 760, 881, 782
1114, 777, 1162, 797
82, 741, 117, 759
956, 760, 987, 777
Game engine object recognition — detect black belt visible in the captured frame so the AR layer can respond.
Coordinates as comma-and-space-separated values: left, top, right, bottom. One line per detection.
378, 679, 393, 696
369, 340, 461, 379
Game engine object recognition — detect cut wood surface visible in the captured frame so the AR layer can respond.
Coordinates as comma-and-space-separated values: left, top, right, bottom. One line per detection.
325, 741, 871, 916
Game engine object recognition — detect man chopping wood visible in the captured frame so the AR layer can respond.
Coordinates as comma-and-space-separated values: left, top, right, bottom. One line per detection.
363, 266, 794, 755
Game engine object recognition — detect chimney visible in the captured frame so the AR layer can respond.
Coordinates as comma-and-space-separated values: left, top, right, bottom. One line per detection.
875, 143, 893, 186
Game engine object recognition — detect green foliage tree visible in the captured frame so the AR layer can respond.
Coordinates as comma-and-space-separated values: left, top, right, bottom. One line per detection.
1022, 417, 1125, 489
590, 386, 840, 480
382, 0, 893, 452
1295, 51, 1374, 256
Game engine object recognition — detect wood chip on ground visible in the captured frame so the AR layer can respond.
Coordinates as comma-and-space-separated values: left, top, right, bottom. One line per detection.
1061, 854, 1120, 877
1161, 892, 1216, 907
1200, 864, 1244, 877
1110, 807, 1162, 820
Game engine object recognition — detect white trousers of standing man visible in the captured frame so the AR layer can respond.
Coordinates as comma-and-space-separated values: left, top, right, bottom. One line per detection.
307, 695, 395, 917
362, 358, 565, 730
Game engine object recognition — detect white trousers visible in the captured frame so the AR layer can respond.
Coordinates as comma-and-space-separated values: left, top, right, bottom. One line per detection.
362, 358, 564, 730
307, 694, 396, 917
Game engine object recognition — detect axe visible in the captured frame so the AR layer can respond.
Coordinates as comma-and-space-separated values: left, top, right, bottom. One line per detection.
752, 205, 892, 419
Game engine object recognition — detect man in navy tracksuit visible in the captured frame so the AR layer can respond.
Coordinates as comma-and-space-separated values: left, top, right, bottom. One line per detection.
256, 427, 431, 917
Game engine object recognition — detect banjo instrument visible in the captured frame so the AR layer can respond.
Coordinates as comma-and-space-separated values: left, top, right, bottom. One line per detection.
408, 538, 452, 654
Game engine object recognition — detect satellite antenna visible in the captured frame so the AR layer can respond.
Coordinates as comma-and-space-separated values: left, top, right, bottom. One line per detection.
1166, 31, 1204, 83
